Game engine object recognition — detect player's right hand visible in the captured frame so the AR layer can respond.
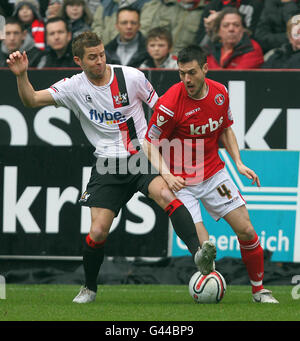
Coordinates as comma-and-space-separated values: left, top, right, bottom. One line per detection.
6, 51, 29, 76
163, 173, 186, 192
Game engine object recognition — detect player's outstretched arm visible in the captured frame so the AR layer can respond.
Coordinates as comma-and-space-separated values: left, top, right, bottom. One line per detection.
7, 51, 55, 108
220, 127, 261, 187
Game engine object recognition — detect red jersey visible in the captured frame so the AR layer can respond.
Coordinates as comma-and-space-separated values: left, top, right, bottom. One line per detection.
145, 78, 233, 184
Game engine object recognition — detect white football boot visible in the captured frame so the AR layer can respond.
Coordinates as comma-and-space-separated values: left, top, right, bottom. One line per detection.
252, 288, 279, 303
73, 286, 96, 304
194, 240, 217, 275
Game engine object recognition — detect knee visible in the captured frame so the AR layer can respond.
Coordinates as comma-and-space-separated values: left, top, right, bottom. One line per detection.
160, 187, 175, 203
151, 185, 175, 208
238, 221, 256, 241
90, 221, 109, 242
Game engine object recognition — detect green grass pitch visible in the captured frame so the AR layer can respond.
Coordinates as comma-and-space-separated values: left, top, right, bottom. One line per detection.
0, 284, 299, 321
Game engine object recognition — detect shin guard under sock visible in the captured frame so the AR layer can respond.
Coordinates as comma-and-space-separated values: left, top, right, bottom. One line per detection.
239, 233, 264, 293
83, 234, 106, 293
165, 199, 199, 257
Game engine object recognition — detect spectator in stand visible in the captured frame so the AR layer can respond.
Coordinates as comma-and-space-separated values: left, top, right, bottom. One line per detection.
0, 1, 14, 17
92, 0, 151, 46
254, 0, 300, 54
12, 0, 45, 50
140, 0, 176, 36
105, 6, 148, 67
195, 0, 263, 47
142, 0, 206, 55
0, 17, 44, 67
139, 26, 178, 68
37, 16, 77, 68
204, 7, 264, 69
45, 0, 63, 20
59, 0, 93, 38
262, 14, 300, 68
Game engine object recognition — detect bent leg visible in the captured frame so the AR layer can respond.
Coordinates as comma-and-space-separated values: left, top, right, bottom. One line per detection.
148, 176, 200, 257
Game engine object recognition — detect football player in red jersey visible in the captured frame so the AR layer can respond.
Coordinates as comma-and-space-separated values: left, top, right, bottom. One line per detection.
144, 45, 279, 304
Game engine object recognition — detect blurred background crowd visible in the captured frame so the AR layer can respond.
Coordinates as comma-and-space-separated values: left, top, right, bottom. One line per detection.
1, 0, 300, 69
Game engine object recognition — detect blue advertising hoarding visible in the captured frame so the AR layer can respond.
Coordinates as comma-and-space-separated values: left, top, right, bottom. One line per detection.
170, 149, 300, 263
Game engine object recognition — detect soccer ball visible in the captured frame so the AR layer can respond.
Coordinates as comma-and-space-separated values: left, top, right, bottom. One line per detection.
189, 270, 226, 304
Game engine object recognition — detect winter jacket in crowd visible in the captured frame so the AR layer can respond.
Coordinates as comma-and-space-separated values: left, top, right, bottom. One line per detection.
105, 31, 149, 67
37, 41, 77, 68
254, 0, 300, 53
0, 33, 44, 67
195, 0, 264, 46
204, 31, 264, 69
262, 43, 300, 68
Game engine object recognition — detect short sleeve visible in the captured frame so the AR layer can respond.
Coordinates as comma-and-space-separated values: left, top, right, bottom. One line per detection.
145, 96, 177, 145
135, 70, 158, 108
47, 77, 74, 109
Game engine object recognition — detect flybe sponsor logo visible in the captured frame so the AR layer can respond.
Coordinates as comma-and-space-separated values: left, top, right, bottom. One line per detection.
89, 109, 126, 125
190, 117, 223, 135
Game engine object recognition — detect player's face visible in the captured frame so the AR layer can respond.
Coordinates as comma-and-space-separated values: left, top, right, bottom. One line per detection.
178, 60, 208, 99
76, 44, 107, 80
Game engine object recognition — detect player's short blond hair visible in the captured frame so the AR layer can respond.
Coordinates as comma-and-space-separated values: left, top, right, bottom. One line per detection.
72, 31, 103, 59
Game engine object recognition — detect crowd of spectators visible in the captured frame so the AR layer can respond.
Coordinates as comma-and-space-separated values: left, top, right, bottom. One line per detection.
1, 0, 300, 69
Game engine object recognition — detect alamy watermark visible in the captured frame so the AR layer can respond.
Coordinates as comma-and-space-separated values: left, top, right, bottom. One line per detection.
95, 137, 205, 185
0, 275, 6, 299
291, 275, 300, 300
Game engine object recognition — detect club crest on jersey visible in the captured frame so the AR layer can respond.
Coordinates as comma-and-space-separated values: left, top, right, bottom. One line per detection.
157, 115, 168, 127
113, 92, 129, 106
214, 94, 225, 105
79, 191, 90, 203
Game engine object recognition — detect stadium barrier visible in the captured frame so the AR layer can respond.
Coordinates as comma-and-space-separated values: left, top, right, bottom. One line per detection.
1, 69, 300, 263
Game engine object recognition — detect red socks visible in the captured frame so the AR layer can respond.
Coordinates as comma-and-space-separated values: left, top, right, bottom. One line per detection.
239, 233, 264, 293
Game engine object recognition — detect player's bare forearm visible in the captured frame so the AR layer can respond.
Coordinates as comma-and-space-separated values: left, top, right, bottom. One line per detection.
16, 72, 38, 107
8, 50, 55, 108
142, 140, 185, 191
143, 139, 171, 176
220, 127, 260, 186
219, 127, 242, 166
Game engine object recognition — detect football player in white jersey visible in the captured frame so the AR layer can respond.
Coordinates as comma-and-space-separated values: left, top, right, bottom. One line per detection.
7, 31, 214, 304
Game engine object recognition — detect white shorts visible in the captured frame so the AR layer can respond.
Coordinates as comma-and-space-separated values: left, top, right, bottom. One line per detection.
176, 168, 245, 223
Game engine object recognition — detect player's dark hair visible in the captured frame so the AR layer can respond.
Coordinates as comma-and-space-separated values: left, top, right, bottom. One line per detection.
177, 45, 207, 68
72, 31, 103, 59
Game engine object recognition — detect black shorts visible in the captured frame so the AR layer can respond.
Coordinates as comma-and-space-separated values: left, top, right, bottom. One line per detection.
79, 152, 160, 216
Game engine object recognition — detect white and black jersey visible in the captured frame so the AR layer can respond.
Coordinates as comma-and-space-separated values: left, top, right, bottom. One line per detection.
47, 65, 158, 158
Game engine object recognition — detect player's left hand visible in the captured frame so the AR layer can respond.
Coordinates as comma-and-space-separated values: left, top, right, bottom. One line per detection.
237, 164, 261, 187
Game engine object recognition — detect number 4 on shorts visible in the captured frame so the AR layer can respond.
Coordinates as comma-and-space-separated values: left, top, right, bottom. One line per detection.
217, 184, 232, 199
